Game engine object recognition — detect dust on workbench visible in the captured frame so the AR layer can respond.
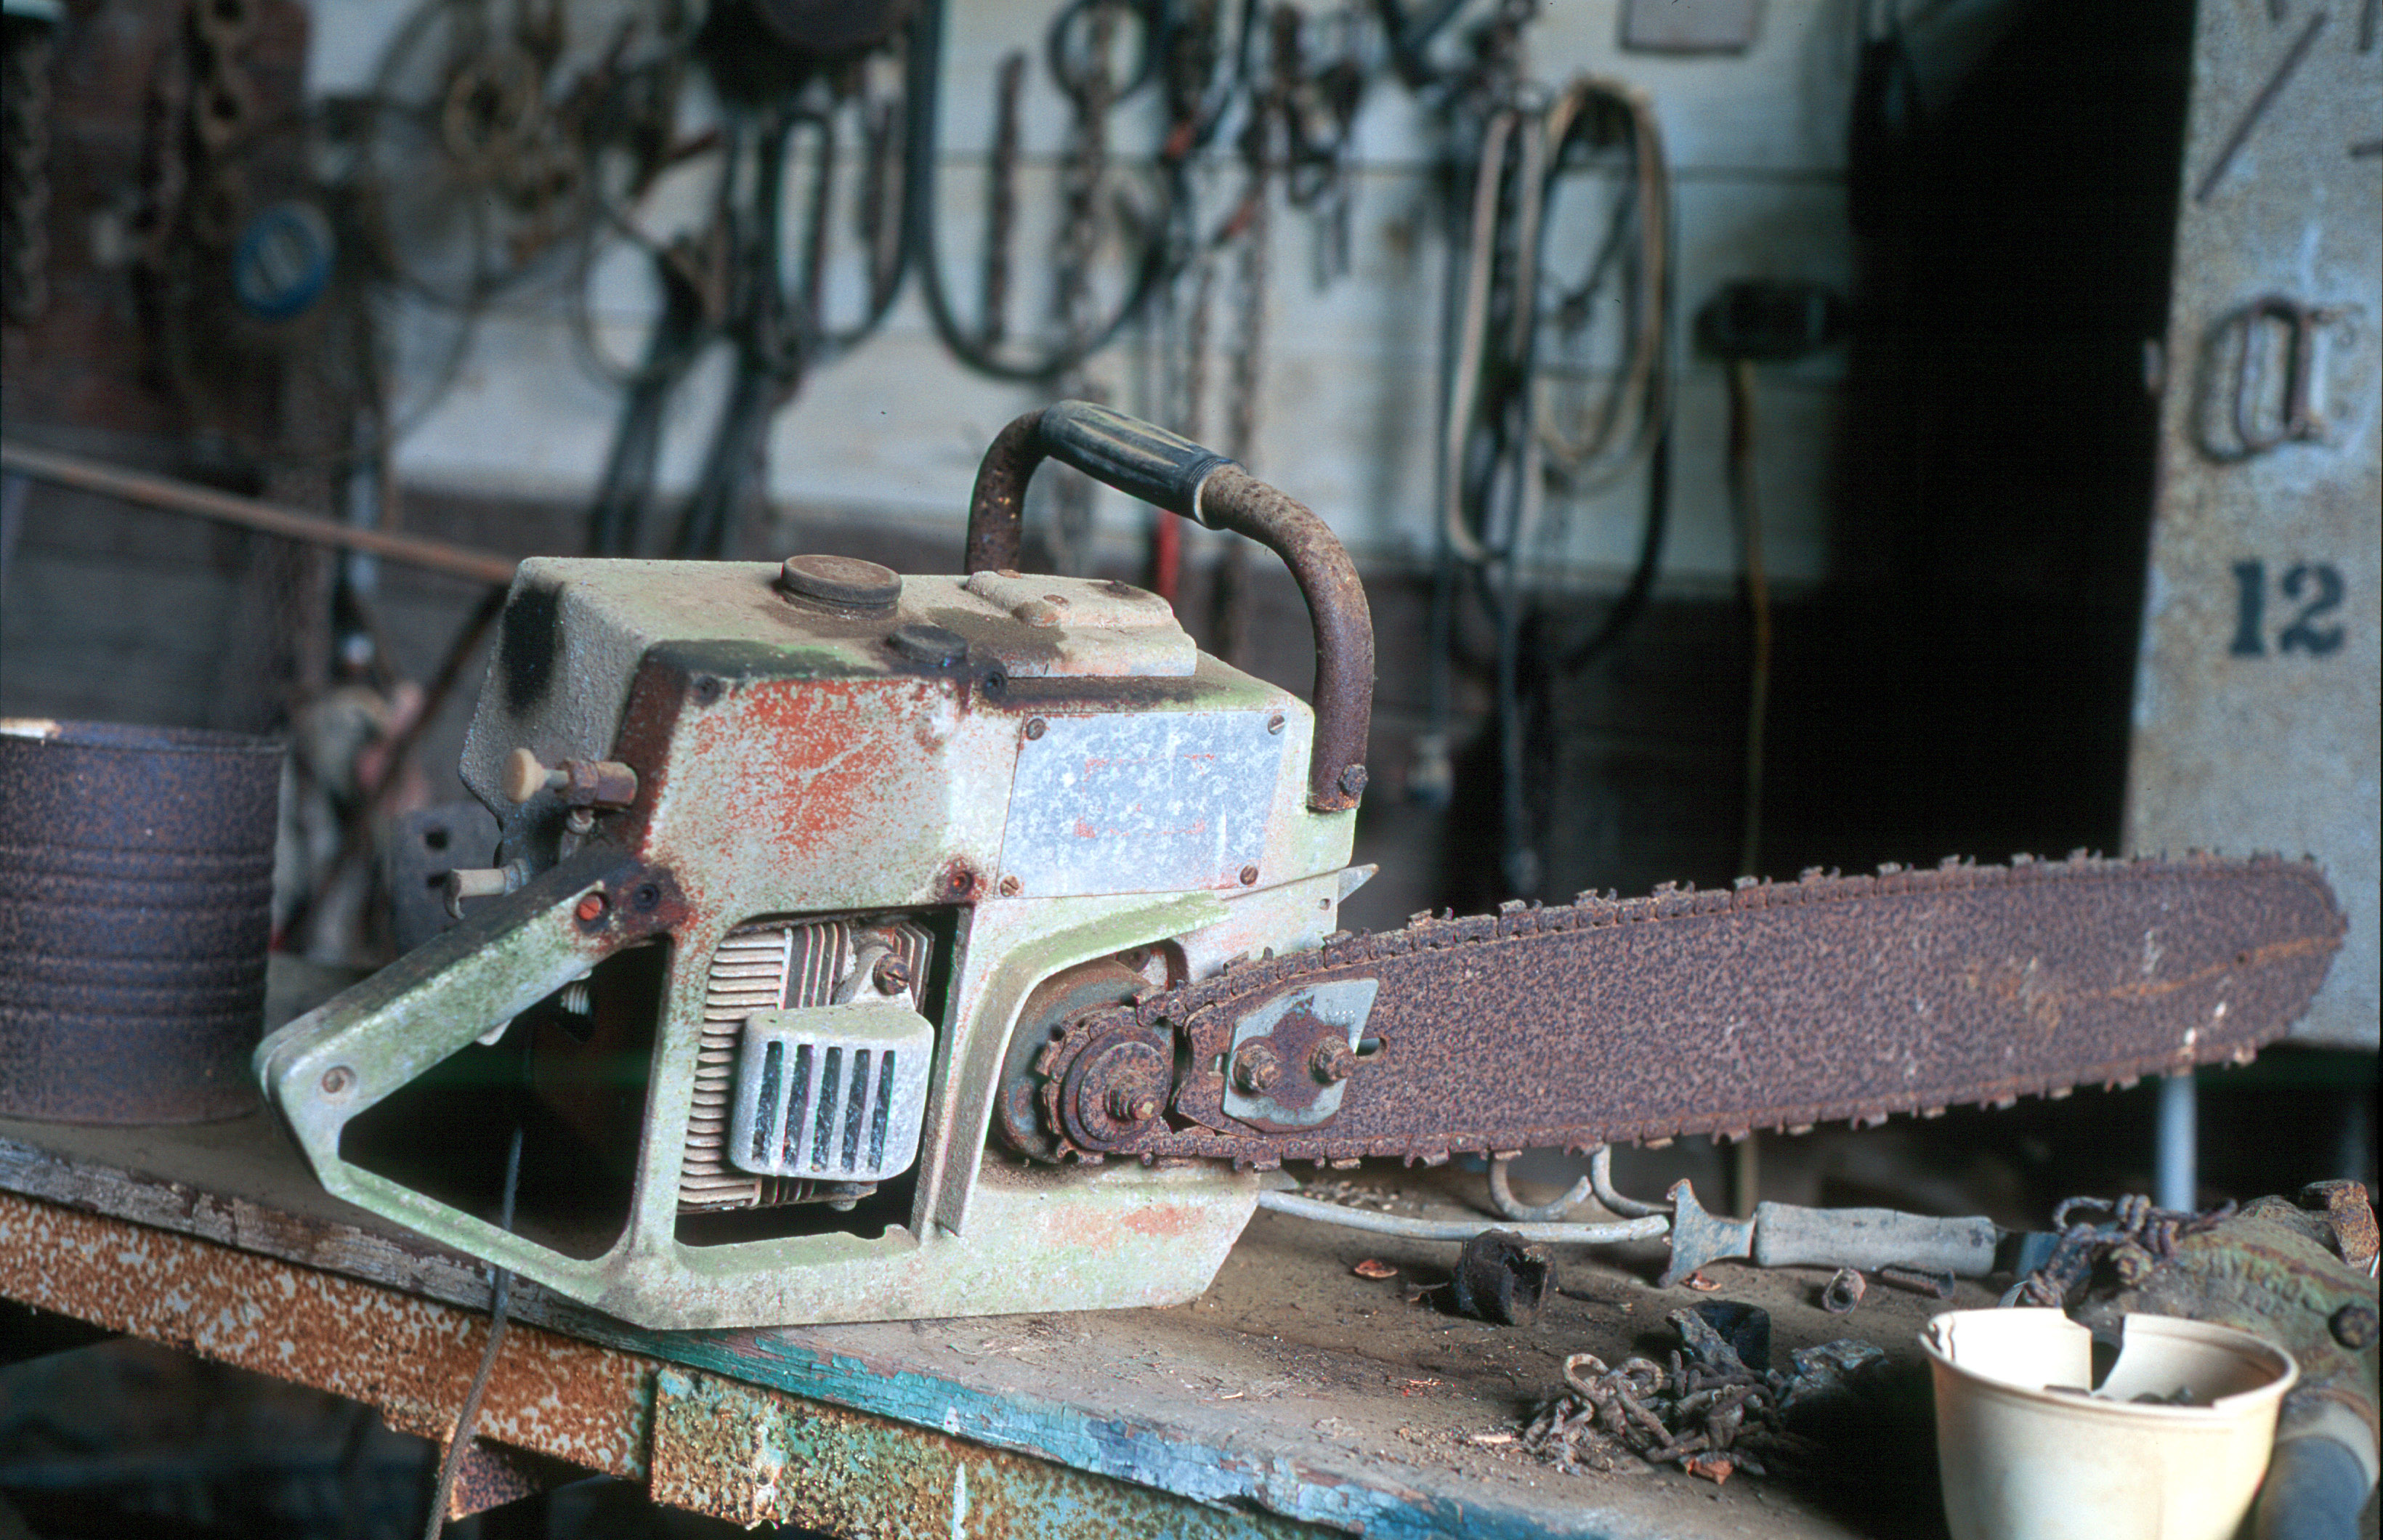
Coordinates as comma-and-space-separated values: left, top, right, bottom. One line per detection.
894, 1162, 1963, 1539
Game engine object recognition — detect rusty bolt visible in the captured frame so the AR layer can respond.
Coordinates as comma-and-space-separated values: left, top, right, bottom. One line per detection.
575, 892, 609, 923
1311, 1039, 1356, 1084
318, 1066, 355, 1097
1231, 1042, 1282, 1095
872, 955, 913, 994
1338, 763, 1369, 798
1024, 717, 1047, 741
1105, 1085, 1162, 1124
998, 875, 1023, 897
2331, 1302, 2377, 1350
1239, 864, 1259, 886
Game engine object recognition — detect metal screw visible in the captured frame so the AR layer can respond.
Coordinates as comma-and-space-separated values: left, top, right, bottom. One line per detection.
1239, 864, 1259, 886
319, 1066, 355, 1096
575, 892, 608, 923
1105, 1085, 1161, 1123
1266, 713, 1285, 734
1024, 718, 1047, 741
1311, 1040, 1356, 1084
999, 875, 1023, 897
872, 955, 913, 995
1232, 1042, 1282, 1095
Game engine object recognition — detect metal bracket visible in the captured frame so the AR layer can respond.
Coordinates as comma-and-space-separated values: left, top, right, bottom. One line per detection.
1220, 979, 1378, 1131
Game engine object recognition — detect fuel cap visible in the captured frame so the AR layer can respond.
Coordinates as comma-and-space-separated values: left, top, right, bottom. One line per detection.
777, 554, 902, 609
887, 623, 968, 668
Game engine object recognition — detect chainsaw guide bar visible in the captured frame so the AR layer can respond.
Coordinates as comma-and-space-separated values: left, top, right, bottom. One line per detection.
1035, 854, 2345, 1168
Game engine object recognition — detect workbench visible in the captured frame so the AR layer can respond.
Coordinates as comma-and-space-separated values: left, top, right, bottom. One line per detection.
0, 1090, 1983, 1540
0, 955, 1969, 1540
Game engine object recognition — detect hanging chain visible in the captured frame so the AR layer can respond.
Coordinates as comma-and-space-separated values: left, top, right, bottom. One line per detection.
1, 15, 54, 323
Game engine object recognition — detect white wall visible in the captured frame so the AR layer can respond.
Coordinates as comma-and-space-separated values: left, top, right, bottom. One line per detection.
315, 1, 1867, 588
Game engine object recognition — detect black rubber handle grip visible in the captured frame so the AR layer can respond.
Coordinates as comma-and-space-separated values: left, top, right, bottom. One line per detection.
1035, 400, 1237, 522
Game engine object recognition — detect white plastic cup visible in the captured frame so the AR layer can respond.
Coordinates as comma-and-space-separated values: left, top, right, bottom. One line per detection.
1922, 1308, 2297, 1540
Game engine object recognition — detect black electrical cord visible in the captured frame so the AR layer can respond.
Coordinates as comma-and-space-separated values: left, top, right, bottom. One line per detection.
671, 103, 817, 559
1553, 421, 1668, 672
1373, 0, 1474, 91
421, 1121, 523, 1540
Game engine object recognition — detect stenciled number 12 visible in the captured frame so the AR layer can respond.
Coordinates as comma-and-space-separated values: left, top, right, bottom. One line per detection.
2229, 560, 2346, 657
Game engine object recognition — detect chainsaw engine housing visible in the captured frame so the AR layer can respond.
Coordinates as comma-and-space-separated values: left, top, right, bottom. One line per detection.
257, 548, 1361, 1329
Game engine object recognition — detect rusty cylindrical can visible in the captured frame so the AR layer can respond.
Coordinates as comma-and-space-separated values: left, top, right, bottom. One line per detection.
0, 718, 282, 1122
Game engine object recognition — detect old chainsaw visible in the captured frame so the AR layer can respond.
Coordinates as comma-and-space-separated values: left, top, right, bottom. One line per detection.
256, 403, 2344, 1331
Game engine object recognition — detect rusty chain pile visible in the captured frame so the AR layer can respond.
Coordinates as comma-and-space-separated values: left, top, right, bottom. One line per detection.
1522, 1307, 1884, 1482
2007, 1192, 2238, 1308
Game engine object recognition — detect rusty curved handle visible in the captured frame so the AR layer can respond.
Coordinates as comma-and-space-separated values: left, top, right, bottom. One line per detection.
965, 402, 1374, 812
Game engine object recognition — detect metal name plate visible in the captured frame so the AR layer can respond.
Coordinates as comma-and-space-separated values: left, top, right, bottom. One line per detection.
999, 711, 1285, 896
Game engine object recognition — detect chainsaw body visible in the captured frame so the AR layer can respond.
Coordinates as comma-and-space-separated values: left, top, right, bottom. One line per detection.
259, 404, 2344, 1332
258, 406, 1373, 1329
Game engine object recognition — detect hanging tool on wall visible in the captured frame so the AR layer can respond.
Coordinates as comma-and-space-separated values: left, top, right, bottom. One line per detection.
1416, 65, 1673, 897
1, 0, 58, 323
905, 0, 1170, 381
573, 0, 913, 558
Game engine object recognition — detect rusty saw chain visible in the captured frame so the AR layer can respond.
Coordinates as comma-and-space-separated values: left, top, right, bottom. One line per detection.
1029, 854, 2345, 1169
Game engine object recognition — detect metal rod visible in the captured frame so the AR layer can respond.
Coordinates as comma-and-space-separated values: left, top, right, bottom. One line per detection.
2156, 1072, 2198, 1213
0, 441, 519, 587
1258, 1188, 1667, 1245
1589, 1144, 1666, 1218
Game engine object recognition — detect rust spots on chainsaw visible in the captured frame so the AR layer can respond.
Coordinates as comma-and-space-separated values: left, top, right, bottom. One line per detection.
1121, 1204, 1199, 1239
692, 681, 914, 851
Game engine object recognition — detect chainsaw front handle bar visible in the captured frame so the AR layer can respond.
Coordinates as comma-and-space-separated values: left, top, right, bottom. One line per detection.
965, 401, 1375, 812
